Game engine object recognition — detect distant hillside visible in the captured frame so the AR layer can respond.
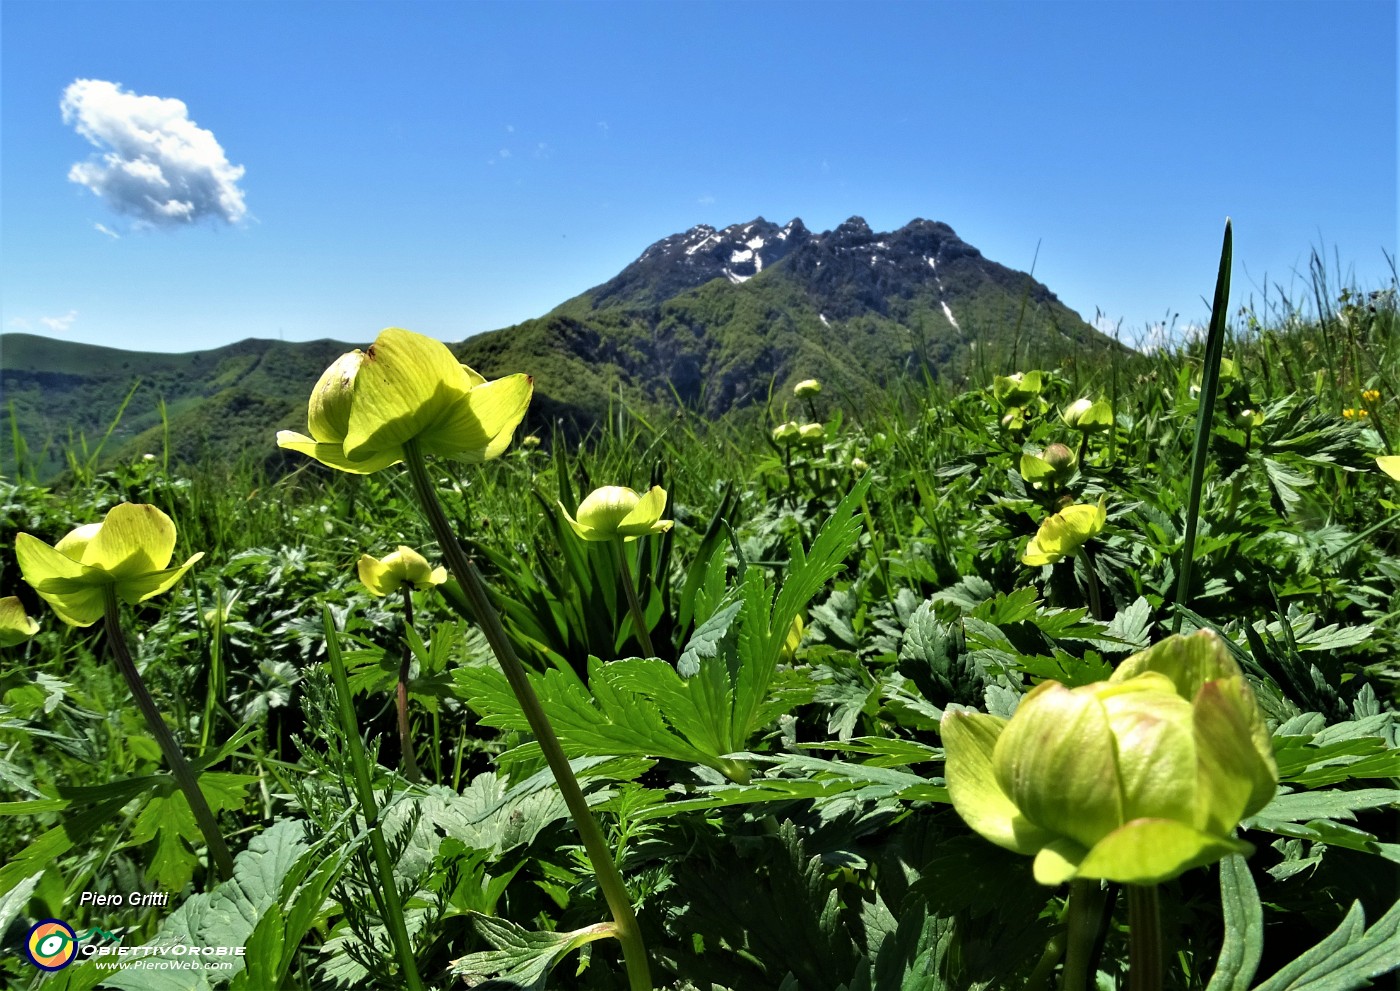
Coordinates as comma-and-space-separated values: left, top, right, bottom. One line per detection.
1, 335, 355, 479
2, 215, 1128, 479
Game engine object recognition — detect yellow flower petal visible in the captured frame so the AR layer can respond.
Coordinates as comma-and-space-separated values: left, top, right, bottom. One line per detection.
1377, 456, 1400, 480
83, 503, 177, 578
15, 532, 91, 587
114, 554, 205, 606
343, 328, 473, 461
418, 372, 533, 461
308, 350, 365, 443
276, 431, 404, 474
0, 597, 40, 646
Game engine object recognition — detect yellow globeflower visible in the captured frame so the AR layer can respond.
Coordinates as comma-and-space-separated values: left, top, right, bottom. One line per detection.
1022, 502, 1106, 567
357, 546, 448, 597
942, 631, 1277, 886
277, 328, 532, 474
15, 504, 203, 627
0, 597, 40, 646
560, 485, 673, 542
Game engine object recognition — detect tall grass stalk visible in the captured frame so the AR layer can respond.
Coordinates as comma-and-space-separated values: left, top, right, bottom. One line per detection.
321, 607, 426, 991
1171, 219, 1233, 634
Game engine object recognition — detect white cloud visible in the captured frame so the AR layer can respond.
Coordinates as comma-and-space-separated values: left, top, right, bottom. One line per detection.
94, 222, 120, 239
498, 148, 511, 159
698, 194, 716, 205
40, 310, 78, 332
60, 79, 248, 228
8, 317, 33, 330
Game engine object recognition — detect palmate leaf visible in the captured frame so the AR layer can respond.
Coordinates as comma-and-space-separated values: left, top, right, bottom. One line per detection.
457, 658, 722, 771
1250, 896, 1400, 991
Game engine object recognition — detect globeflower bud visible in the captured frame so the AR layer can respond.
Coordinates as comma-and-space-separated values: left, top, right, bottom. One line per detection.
772, 421, 800, 445
1062, 397, 1113, 433
1020, 443, 1078, 489
358, 546, 448, 596
993, 371, 1044, 408
560, 485, 673, 542
941, 630, 1278, 886
794, 378, 822, 398
1231, 408, 1264, 431
799, 423, 825, 445
1000, 407, 1027, 432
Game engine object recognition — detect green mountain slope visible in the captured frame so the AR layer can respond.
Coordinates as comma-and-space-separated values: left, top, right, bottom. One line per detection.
2, 216, 1126, 479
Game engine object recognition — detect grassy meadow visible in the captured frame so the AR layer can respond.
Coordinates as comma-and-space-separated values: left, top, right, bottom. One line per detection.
2, 249, 1398, 990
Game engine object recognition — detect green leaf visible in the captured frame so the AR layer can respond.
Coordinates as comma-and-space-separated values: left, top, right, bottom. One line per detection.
1244, 788, 1400, 824
1205, 855, 1265, 991
678, 596, 743, 678
1250, 896, 1400, 991
450, 913, 616, 990
102, 818, 309, 991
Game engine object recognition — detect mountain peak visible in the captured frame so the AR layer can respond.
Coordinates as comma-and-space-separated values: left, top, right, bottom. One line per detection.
833, 216, 873, 238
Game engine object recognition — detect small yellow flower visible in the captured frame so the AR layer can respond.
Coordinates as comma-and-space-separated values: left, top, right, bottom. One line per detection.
357, 546, 448, 596
1362, 388, 1380, 404
1342, 408, 1369, 420
15, 504, 204, 627
0, 597, 40, 647
1022, 502, 1106, 566
560, 486, 673, 542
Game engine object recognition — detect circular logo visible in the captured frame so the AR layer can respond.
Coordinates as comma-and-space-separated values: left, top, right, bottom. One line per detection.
25, 919, 78, 971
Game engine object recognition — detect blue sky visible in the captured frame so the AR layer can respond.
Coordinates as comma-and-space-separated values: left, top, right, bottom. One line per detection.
2, 1, 1395, 354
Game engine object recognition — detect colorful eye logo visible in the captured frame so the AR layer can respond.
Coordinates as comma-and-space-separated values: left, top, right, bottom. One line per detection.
25, 919, 78, 970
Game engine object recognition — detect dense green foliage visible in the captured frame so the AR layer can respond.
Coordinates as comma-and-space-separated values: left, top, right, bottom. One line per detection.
1, 270, 1398, 990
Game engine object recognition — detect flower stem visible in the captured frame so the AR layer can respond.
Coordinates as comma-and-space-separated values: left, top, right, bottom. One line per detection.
102, 588, 235, 882
1127, 884, 1163, 991
1080, 544, 1105, 621
613, 538, 657, 658
396, 586, 423, 783
322, 608, 426, 991
402, 441, 652, 991
1062, 880, 1112, 991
